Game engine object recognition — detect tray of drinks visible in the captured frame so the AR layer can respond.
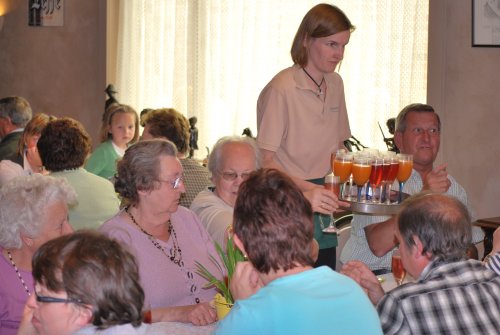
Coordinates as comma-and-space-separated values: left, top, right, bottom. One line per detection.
339, 189, 410, 215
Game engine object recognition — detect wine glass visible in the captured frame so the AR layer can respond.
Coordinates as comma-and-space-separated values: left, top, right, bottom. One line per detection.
391, 248, 406, 286
323, 173, 340, 234
333, 152, 353, 199
396, 154, 413, 203
352, 156, 371, 202
384, 156, 399, 204
368, 156, 384, 203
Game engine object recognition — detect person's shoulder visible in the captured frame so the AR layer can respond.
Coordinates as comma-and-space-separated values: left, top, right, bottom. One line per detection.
261, 66, 296, 91
191, 188, 221, 208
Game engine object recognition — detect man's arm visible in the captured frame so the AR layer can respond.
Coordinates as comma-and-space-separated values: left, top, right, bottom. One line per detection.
364, 216, 398, 257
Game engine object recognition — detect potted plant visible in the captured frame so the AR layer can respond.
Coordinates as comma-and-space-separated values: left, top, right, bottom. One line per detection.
196, 237, 245, 319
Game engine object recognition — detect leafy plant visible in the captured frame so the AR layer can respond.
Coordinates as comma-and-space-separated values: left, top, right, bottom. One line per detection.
196, 237, 245, 304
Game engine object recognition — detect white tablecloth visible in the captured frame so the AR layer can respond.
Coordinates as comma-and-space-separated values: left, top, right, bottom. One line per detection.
155, 322, 216, 335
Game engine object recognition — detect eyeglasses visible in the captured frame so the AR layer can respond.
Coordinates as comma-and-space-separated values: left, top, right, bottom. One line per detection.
219, 171, 251, 181
158, 175, 184, 189
35, 292, 82, 304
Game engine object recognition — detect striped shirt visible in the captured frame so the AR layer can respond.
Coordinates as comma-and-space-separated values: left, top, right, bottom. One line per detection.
340, 169, 484, 271
377, 259, 500, 334
486, 252, 500, 275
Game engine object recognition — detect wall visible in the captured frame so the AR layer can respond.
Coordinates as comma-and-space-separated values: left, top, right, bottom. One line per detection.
428, 0, 500, 219
0, 0, 106, 146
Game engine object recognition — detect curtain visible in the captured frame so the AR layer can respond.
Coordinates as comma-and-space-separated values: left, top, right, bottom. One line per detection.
114, 0, 428, 158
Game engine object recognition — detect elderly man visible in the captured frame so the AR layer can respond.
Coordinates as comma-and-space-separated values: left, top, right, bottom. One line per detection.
342, 193, 500, 334
141, 108, 210, 208
190, 136, 261, 247
341, 103, 483, 273
0, 97, 32, 160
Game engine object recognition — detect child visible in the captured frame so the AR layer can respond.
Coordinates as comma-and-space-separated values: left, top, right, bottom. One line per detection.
86, 104, 139, 179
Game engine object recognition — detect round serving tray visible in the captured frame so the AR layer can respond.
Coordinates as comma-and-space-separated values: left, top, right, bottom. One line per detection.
340, 191, 410, 215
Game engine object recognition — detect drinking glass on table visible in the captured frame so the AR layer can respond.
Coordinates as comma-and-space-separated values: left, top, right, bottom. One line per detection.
322, 173, 341, 234
396, 154, 413, 203
391, 248, 406, 286
333, 152, 353, 199
352, 156, 371, 202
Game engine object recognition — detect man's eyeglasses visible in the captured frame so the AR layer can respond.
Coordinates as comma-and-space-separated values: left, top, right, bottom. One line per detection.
35, 292, 83, 304
158, 175, 184, 189
219, 171, 251, 181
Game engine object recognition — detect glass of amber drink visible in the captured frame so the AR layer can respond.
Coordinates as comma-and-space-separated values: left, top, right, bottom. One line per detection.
392, 248, 406, 286
396, 154, 413, 203
333, 152, 353, 199
323, 173, 341, 233
352, 156, 371, 202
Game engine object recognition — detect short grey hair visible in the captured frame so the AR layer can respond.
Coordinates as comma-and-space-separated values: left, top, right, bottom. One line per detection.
207, 136, 262, 179
0, 96, 33, 127
0, 174, 77, 249
395, 103, 440, 133
397, 192, 471, 262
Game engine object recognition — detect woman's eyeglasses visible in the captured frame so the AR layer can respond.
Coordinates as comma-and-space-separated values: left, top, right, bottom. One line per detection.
219, 171, 251, 181
35, 292, 83, 304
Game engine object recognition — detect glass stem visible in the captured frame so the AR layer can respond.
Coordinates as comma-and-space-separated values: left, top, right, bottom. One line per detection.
398, 182, 404, 203
357, 185, 362, 202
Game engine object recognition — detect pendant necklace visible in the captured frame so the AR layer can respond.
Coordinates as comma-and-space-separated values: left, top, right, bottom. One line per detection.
125, 206, 201, 304
303, 68, 325, 97
7, 251, 31, 296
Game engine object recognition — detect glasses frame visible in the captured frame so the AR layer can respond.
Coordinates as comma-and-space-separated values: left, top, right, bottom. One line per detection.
35, 292, 82, 304
218, 171, 251, 182
158, 175, 184, 189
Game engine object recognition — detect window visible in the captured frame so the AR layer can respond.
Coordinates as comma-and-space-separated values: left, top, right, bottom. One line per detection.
111, 0, 428, 156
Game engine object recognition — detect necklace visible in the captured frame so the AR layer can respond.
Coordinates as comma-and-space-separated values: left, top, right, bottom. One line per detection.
7, 251, 31, 296
125, 207, 201, 304
125, 206, 182, 265
303, 68, 325, 97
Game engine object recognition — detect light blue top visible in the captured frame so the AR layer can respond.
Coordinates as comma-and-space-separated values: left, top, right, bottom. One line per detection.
215, 266, 382, 335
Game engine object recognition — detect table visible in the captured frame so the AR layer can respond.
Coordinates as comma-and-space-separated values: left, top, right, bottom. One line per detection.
379, 273, 415, 292
473, 217, 500, 259
155, 321, 216, 334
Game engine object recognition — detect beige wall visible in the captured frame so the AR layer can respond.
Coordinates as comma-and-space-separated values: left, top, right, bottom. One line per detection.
0, 0, 106, 146
428, 0, 500, 219
1, 0, 498, 218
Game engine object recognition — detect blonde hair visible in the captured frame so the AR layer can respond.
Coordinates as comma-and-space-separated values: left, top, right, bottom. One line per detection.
99, 104, 139, 144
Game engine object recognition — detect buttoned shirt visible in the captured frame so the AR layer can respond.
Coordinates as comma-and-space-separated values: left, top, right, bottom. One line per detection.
340, 169, 484, 270
377, 259, 500, 334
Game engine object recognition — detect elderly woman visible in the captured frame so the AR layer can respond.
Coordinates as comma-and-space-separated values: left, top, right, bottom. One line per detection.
141, 108, 211, 208
17, 231, 165, 335
190, 136, 261, 247
215, 169, 381, 334
100, 139, 221, 325
37, 117, 120, 230
0, 174, 75, 335
0, 113, 55, 186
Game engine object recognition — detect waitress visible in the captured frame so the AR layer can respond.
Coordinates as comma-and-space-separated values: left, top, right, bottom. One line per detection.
257, 4, 354, 269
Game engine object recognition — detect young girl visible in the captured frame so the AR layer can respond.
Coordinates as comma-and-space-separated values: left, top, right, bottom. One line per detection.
86, 104, 139, 179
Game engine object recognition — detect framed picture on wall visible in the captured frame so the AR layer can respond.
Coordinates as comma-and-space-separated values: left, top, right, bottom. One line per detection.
29, 0, 64, 27
472, 0, 500, 47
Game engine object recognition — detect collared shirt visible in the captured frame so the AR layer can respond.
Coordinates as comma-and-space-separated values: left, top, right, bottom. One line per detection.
377, 259, 500, 334
340, 169, 484, 270
486, 251, 500, 275
257, 65, 351, 180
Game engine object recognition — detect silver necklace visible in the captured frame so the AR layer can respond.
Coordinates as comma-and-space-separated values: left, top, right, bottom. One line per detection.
7, 251, 31, 296
303, 67, 325, 97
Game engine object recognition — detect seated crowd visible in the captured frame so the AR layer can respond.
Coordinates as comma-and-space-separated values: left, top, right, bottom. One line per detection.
1, 92, 499, 335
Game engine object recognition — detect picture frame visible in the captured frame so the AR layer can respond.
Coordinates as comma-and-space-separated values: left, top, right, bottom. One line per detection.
29, 0, 64, 27
472, 0, 500, 47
